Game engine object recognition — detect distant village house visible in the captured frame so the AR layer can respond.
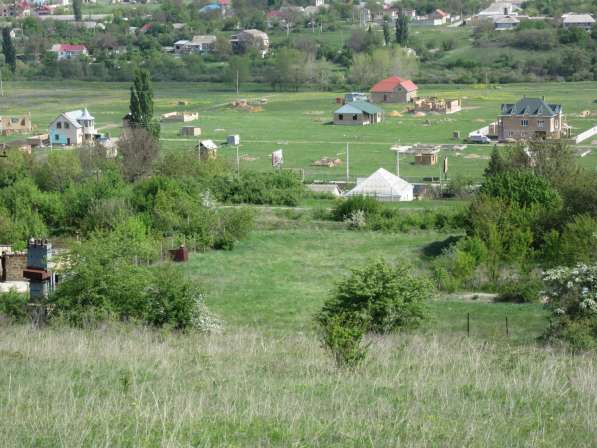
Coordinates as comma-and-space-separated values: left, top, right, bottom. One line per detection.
231, 29, 270, 57
562, 13, 595, 31
49, 44, 88, 61
174, 35, 217, 56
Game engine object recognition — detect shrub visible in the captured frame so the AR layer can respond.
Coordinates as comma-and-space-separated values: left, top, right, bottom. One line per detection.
319, 314, 369, 368
213, 207, 255, 250
497, 275, 543, 303
317, 260, 432, 334
332, 196, 381, 221
0, 290, 29, 323
145, 264, 206, 329
542, 264, 597, 350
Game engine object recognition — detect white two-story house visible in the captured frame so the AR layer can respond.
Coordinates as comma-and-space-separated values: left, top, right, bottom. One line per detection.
48, 109, 95, 146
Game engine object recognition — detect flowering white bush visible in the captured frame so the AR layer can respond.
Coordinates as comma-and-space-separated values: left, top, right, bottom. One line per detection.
543, 264, 597, 349
543, 264, 597, 316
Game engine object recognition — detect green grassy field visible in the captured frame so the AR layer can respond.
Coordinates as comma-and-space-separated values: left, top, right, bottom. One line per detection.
3, 81, 597, 182
1, 205, 596, 446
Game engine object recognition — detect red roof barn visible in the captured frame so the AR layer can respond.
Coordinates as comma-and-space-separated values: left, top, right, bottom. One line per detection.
370, 76, 418, 103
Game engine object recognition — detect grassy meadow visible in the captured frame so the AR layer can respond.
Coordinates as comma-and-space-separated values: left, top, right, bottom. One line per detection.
3, 207, 596, 447
2, 80, 597, 446
2, 80, 597, 181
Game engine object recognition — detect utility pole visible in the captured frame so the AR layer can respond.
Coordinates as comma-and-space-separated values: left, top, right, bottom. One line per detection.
236, 70, 239, 95
346, 142, 350, 182
235, 144, 240, 177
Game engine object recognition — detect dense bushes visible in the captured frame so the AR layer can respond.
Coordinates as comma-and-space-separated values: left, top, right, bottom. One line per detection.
212, 170, 305, 206
0, 147, 259, 250
332, 196, 465, 233
0, 290, 29, 323
49, 227, 214, 330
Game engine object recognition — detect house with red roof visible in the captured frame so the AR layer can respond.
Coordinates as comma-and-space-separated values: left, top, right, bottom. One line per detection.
370, 76, 418, 103
49, 44, 88, 61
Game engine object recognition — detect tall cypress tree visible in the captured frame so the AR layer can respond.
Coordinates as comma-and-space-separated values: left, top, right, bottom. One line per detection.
383, 21, 391, 46
73, 0, 82, 21
395, 8, 409, 47
2, 28, 16, 74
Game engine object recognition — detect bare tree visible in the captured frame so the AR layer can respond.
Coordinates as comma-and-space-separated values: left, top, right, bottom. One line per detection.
118, 128, 159, 182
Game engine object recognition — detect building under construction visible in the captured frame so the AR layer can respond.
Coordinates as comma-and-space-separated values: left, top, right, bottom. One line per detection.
409, 97, 462, 114
0, 114, 32, 136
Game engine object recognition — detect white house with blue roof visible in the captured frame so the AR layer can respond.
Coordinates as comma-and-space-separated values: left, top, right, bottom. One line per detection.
48, 108, 96, 146
333, 101, 384, 126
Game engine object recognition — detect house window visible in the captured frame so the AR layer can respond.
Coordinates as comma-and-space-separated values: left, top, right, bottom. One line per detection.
521, 119, 529, 127
64, 122, 70, 129
352, 114, 358, 120
537, 120, 545, 128
56, 122, 62, 129
508, 131, 514, 137
54, 134, 59, 141
339, 114, 343, 120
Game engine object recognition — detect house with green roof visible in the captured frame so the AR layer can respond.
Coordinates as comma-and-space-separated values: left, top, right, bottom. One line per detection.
333, 101, 384, 126
497, 97, 569, 141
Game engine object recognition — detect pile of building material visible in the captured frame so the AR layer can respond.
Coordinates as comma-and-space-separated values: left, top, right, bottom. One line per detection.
312, 157, 342, 167
231, 99, 265, 112
388, 111, 403, 117
160, 111, 198, 122
409, 97, 462, 115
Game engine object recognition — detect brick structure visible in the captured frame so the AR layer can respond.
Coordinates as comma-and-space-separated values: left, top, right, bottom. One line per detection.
1, 252, 27, 282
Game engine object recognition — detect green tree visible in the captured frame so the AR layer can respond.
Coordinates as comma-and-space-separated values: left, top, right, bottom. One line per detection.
224, 55, 250, 92
317, 259, 431, 333
383, 20, 391, 46
395, 8, 409, 47
72, 0, 82, 21
2, 28, 17, 73
128, 69, 160, 138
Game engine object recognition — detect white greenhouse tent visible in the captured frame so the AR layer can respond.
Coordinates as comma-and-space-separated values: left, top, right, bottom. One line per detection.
344, 168, 414, 202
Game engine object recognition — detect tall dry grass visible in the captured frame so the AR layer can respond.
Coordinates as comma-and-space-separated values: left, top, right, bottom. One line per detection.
0, 325, 595, 447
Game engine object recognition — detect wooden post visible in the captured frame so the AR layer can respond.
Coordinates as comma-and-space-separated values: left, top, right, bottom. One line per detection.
467, 312, 470, 337
505, 315, 509, 337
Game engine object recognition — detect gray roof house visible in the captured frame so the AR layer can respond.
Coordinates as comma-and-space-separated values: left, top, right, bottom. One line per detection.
333, 101, 384, 126
497, 97, 568, 141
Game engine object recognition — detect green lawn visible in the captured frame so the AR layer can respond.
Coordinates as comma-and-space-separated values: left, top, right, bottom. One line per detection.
3, 80, 597, 182
183, 225, 549, 344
